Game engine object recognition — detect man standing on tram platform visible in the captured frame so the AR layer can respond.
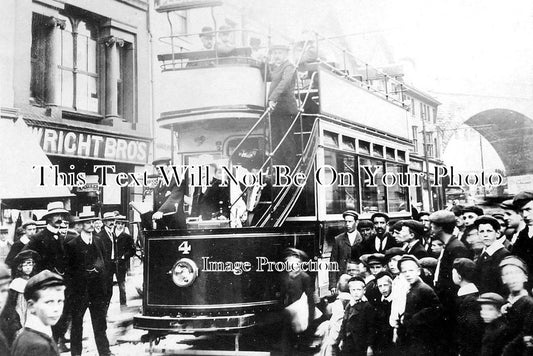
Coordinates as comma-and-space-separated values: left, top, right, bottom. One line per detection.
267, 44, 298, 169
139, 157, 188, 231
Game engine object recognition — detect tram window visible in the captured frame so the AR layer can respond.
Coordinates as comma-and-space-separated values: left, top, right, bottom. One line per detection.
386, 148, 395, 160
373, 144, 384, 158
397, 151, 406, 162
342, 136, 356, 151
359, 140, 370, 154
324, 150, 358, 214
360, 158, 386, 213
386, 163, 409, 213
323, 131, 339, 147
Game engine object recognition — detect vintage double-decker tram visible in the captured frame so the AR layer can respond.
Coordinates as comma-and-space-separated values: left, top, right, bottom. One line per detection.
134, 2, 415, 353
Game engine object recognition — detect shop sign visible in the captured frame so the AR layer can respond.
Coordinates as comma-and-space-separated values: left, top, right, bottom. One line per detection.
31, 127, 149, 164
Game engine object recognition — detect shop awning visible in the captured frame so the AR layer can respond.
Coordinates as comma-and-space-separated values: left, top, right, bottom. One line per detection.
0, 116, 73, 209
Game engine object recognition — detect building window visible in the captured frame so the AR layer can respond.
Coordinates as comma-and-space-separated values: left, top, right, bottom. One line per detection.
412, 126, 419, 153
324, 150, 359, 214
117, 43, 134, 120
30, 13, 49, 105
386, 163, 409, 213
360, 158, 386, 213
59, 16, 99, 112
425, 132, 434, 157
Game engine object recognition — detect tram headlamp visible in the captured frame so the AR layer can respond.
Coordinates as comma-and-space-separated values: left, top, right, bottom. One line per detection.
169, 258, 198, 287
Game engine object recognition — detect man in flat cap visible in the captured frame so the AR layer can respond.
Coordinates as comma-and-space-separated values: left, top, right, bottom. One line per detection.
511, 191, 533, 274
429, 210, 469, 354
0, 263, 11, 355
475, 216, 510, 295
11, 270, 65, 356
329, 210, 364, 295
417, 212, 433, 253
267, 43, 298, 169
461, 205, 484, 229
500, 199, 525, 246
363, 212, 399, 254
391, 220, 428, 259
5, 220, 37, 270
477, 292, 512, 356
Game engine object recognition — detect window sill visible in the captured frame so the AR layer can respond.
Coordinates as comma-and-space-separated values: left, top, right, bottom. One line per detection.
61, 108, 104, 123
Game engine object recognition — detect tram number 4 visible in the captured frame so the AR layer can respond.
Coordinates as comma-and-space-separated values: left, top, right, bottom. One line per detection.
178, 241, 191, 254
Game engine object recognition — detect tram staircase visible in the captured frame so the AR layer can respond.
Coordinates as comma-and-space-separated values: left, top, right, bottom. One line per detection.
230, 39, 405, 227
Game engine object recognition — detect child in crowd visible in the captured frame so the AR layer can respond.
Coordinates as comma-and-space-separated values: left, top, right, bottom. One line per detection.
338, 277, 375, 356
11, 270, 65, 356
477, 292, 512, 356
0, 250, 38, 345
452, 258, 483, 356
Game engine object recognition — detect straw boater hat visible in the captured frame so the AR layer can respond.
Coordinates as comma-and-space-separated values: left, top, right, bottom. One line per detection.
76, 210, 98, 223
102, 211, 117, 221
42, 201, 69, 219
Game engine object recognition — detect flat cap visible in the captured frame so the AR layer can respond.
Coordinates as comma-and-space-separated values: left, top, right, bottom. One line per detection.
418, 211, 430, 219
491, 213, 505, 220
429, 210, 456, 225
342, 210, 359, 220
462, 206, 484, 216
24, 270, 64, 301
357, 220, 374, 229
0, 263, 10, 286
513, 191, 533, 209
13, 249, 39, 266
401, 220, 425, 236
384, 247, 406, 261
398, 254, 421, 269
371, 212, 390, 222
453, 257, 477, 281
361, 253, 385, 266
474, 215, 501, 231
499, 255, 528, 275
477, 292, 505, 306
347, 276, 366, 286
500, 199, 517, 210
283, 247, 308, 261
22, 220, 37, 228
200, 26, 214, 37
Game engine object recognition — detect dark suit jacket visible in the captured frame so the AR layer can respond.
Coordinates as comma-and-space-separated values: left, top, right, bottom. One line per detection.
267, 60, 297, 115
329, 231, 364, 289
455, 292, 483, 356
64, 234, 106, 297
153, 172, 186, 214
476, 246, 510, 294
199, 178, 230, 220
24, 227, 66, 275
362, 233, 398, 254
116, 231, 135, 261
12, 328, 57, 356
436, 236, 470, 298
339, 301, 376, 356
97, 228, 114, 263
511, 227, 533, 274
406, 241, 428, 260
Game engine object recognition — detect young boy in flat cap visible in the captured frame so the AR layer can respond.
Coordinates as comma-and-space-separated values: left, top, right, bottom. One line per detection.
477, 292, 512, 356
452, 258, 483, 356
11, 270, 65, 356
338, 276, 375, 356
397, 255, 443, 356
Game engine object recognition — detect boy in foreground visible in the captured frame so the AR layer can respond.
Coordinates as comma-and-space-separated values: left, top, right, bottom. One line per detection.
12, 270, 65, 356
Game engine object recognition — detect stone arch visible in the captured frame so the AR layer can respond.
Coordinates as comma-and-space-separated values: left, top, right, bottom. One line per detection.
462, 109, 533, 176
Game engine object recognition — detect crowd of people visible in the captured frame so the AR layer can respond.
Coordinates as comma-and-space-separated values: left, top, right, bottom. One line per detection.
295, 190, 533, 356
0, 202, 136, 356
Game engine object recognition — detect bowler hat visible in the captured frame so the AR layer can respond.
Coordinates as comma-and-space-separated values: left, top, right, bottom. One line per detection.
342, 210, 359, 220
429, 210, 456, 225
513, 191, 533, 209
477, 292, 505, 307
24, 270, 64, 301
42, 201, 69, 219
499, 255, 528, 275
462, 205, 484, 216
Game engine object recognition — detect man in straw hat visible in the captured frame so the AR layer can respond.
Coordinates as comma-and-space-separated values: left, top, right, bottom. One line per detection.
64, 209, 113, 356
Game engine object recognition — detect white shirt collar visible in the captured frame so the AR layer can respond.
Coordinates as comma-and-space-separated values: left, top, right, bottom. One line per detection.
25, 313, 53, 338
347, 231, 357, 245
458, 283, 479, 297
80, 232, 93, 245
46, 225, 59, 235
483, 239, 505, 256
20, 235, 30, 245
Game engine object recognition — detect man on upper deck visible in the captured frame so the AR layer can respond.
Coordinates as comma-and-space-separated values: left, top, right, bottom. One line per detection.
267, 44, 298, 169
